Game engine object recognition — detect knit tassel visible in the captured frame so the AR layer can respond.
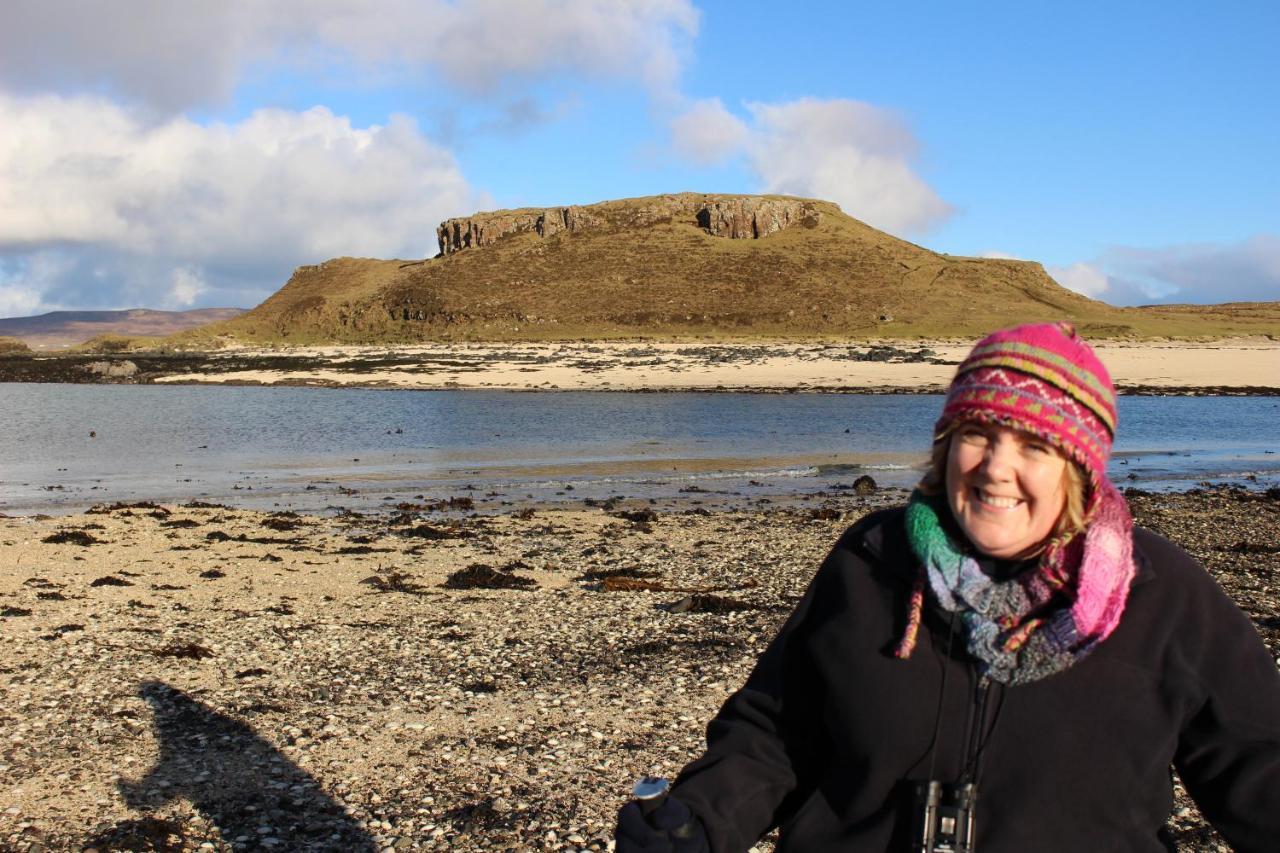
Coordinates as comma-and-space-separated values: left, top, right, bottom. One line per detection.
894, 573, 926, 659
1070, 480, 1135, 642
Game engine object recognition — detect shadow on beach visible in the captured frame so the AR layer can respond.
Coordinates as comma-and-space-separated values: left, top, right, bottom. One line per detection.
89, 681, 376, 852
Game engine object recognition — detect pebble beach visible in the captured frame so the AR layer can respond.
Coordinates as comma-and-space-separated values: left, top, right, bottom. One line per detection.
1, 485, 1276, 851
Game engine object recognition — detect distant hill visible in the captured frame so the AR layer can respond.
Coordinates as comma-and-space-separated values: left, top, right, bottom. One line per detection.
179, 193, 1277, 344
0, 308, 245, 350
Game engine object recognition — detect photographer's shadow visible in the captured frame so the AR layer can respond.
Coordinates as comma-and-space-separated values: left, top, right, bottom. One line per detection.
114, 680, 376, 852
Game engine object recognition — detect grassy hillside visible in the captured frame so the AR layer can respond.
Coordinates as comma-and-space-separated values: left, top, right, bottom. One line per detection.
0, 336, 32, 354
180, 193, 1279, 344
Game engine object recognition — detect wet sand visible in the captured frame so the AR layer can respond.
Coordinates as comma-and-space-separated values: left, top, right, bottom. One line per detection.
1, 487, 1276, 851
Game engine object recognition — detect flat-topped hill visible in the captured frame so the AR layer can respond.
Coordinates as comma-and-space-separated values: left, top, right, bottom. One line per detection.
183, 193, 1279, 344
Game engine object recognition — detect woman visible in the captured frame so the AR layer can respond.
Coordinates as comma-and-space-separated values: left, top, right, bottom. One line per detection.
616, 322, 1280, 852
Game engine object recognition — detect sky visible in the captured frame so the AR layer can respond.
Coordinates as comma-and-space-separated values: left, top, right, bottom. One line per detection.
1, 0, 1278, 317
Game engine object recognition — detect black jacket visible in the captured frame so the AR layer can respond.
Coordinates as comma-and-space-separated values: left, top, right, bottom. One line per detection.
671, 508, 1280, 852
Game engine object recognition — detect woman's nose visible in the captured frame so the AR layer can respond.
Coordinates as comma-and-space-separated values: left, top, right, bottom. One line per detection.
980, 435, 1018, 479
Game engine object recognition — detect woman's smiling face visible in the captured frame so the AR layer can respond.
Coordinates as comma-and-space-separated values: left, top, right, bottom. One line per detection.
945, 422, 1069, 560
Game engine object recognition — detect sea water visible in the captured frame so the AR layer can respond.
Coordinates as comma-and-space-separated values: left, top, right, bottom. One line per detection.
1, 384, 1277, 514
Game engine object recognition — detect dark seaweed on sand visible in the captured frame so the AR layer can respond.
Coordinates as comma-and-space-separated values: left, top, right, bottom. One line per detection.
612, 509, 659, 523
360, 571, 430, 595
397, 523, 473, 540
663, 593, 758, 614
592, 567, 653, 582
204, 530, 304, 546
43, 530, 104, 546
40, 623, 85, 640
87, 501, 170, 515
90, 575, 134, 587
337, 544, 394, 555
442, 563, 538, 591
154, 642, 214, 660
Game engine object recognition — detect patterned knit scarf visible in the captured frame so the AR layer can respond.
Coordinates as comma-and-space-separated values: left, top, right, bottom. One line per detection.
895, 486, 1136, 685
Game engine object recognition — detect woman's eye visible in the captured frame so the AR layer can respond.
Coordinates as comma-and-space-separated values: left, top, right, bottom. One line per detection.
1026, 442, 1052, 455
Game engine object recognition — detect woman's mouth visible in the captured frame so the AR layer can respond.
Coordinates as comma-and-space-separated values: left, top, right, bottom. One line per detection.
973, 488, 1023, 510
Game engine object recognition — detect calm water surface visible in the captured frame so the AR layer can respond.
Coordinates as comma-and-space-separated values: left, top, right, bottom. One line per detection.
1, 384, 1277, 514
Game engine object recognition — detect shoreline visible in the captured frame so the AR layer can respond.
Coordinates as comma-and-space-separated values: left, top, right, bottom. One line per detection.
1, 486, 1275, 851
8, 467, 1280, 521
2, 339, 1277, 393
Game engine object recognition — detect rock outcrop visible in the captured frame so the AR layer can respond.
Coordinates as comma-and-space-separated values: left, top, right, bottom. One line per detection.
696, 197, 818, 239
436, 194, 819, 255
85, 360, 139, 378
437, 206, 598, 255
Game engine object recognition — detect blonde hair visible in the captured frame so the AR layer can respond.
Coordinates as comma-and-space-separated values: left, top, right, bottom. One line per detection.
918, 432, 1089, 546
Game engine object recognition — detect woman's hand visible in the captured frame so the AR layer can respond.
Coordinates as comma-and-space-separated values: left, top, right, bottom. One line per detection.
615, 795, 710, 853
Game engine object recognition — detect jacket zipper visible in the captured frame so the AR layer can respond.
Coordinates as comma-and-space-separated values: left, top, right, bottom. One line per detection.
963, 673, 991, 782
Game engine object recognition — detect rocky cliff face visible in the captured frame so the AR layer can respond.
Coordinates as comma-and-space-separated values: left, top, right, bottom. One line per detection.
435, 194, 819, 255
696, 197, 817, 239
436, 206, 599, 255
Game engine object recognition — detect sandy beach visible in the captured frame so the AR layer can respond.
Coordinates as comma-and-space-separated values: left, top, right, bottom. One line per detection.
2, 486, 1276, 851
3, 339, 1277, 394
60, 338, 1280, 391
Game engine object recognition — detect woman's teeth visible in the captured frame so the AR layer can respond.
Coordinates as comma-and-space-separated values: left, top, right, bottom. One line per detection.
976, 490, 1021, 509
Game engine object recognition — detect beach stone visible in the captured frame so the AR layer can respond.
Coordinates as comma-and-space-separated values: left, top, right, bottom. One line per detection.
84, 360, 138, 378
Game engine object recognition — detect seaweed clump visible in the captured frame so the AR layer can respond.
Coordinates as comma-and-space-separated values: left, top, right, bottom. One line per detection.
442, 563, 537, 591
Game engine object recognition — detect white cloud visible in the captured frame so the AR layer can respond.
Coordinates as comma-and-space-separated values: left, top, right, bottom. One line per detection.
0, 94, 480, 312
745, 99, 953, 235
0, 251, 77, 315
167, 268, 207, 309
0, 282, 44, 318
0, 0, 703, 314
1047, 262, 1112, 298
980, 251, 1024, 260
1042, 237, 1280, 306
362, 0, 700, 97
668, 96, 953, 236
1101, 236, 1280, 304
669, 98, 749, 166
0, 0, 699, 112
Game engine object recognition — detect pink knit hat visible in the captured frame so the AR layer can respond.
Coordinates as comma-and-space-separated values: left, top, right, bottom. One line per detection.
936, 322, 1118, 491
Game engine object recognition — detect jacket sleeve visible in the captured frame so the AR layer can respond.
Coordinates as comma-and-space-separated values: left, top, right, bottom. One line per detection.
669, 527, 863, 853
1169, 550, 1280, 852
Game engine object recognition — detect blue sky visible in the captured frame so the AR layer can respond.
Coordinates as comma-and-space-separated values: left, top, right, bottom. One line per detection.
1, 0, 1277, 316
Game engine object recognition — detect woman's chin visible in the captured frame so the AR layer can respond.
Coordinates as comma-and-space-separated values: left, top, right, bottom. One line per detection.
961, 520, 1035, 560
